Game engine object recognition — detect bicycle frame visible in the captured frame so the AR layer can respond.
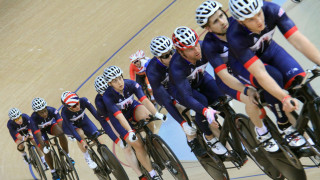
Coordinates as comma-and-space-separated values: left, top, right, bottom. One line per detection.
289, 68, 320, 145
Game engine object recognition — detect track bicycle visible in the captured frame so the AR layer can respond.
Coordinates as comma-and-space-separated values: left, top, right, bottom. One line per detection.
182, 96, 284, 180
48, 136, 79, 180
18, 139, 47, 180
132, 115, 188, 180
85, 130, 129, 180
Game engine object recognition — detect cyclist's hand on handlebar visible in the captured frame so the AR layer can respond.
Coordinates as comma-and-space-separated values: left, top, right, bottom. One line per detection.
247, 88, 260, 105
155, 112, 166, 122
128, 130, 137, 142
81, 140, 88, 150
282, 95, 299, 112
43, 146, 51, 154
203, 108, 219, 128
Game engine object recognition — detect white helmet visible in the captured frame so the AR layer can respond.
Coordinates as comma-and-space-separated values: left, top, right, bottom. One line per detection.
103, 66, 123, 83
129, 53, 139, 63
61, 91, 79, 107
31, 97, 47, 112
195, 1, 223, 27
94, 75, 108, 94
150, 36, 173, 57
229, 0, 263, 21
8, 107, 22, 120
172, 26, 199, 50
136, 50, 145, 59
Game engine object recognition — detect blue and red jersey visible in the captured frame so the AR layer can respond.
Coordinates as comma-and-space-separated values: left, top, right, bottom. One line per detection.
102, 79, 146, 117
227, 1, 297, 68
7, 114, 33, 142
61, 97, 101, 142
168, 52, 210, 114
30, 106, 62, 135
146, 56, 185, 125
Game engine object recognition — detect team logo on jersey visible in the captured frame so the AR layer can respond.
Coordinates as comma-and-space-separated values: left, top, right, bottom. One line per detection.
116, 95, 134, 110
135, 83, 140, 89
286, 68, 299, 76
55, 110, 58, 114
278, 8, 285, 17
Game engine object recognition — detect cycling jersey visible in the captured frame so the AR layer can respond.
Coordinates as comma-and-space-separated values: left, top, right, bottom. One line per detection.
61, 97, 100, 142
129, 59, 149, 80
30, 106, 62, 144
227, 1, 305, 88
31, 106, 62, 134
227, 1, 306, 125
146, 56, 185, 125
95, 94, 124, 143
7, 114, 33, 142
102, 79, 146, 138
201, 17, 244, 101
168, 52, 224, 135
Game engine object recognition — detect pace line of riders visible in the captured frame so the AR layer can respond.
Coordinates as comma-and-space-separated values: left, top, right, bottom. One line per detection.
7, 0, 319, 180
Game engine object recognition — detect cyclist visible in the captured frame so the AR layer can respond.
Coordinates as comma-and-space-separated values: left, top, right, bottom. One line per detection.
168, 26, 227, 156
195, 0, 278, 152
102, 65, 166, 180
94, 75, 147, 180
129, 50, 156, 104
7, 108, 50, 173
227, 0, 320, 147
30, 97, 74, 179
60, 91, 103, 169
147, 35, 206, 157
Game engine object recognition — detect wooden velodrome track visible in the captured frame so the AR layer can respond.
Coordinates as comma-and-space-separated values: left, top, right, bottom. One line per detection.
0, 0, 319, 179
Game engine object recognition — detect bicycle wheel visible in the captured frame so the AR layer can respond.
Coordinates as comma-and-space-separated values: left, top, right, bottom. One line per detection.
29, 146, 47, 180
51, 148, 67, 180
89, 148, 111, 180
235, 114, 283, 180
150, 134, 188, 180
59, 149, 79, 180
195, 133, 229, 180
236, 114, 306, 180
99, 145, 129, 180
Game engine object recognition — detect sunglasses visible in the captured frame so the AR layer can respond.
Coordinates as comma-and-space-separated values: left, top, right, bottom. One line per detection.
160, 49, 174, 59
70, 102, 79, 108
14, 116, 22, 122
133, 60, 139, 64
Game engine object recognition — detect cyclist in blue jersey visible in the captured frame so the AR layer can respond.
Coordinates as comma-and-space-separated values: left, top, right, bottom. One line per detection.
147, 35, 206, 157
227, 0, 320, 147
7, 108, 49, 171
195, 0, 278, 152
168, 26, 228, 156
102, 66, 165, 180
60, 91, 103, 169
30, 97, 74, 179
94, 75, 147, 180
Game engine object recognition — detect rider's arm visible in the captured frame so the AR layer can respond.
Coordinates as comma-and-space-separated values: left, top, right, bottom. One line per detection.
170, 68, 207, 115
61, 112, 83, 143
29, 116, 45, 147
131, 80, 157, 115
247, 58, 288, 101
129, 63, 136, 81
52, 108, 63, 123
216, 68, 247, 93
287, 31, 320, 65
272, 3, 320, 65
103, 93, 133, 131
148, 71, 185, 124
7, 121, 23, 141
82, 97, 102, 121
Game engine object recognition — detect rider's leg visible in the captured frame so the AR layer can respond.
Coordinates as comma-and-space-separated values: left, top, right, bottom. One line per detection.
51, 123, 69, 154
133, 105, 160, 177
123, 146, 143, 176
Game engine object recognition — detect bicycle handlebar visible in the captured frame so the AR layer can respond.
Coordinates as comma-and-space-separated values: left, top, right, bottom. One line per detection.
290, 66, 320, 90
132, 115, 160, 131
